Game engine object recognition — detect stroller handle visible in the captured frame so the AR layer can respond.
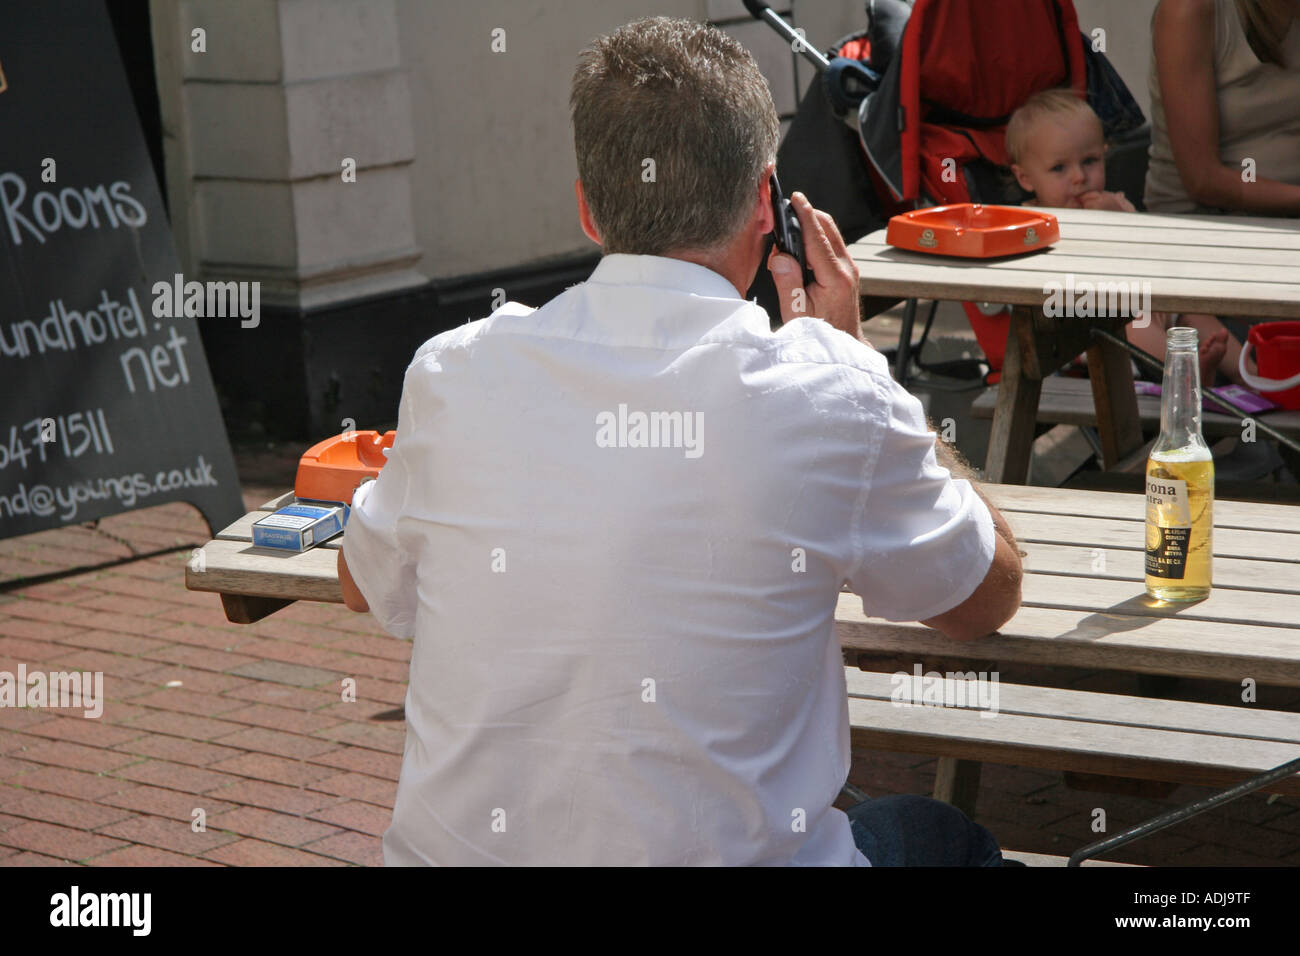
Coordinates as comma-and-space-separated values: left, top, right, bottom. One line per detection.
741, 0, 833, 72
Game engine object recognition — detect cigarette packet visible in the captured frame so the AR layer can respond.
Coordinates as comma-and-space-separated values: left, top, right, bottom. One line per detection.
251, 502, 346, 552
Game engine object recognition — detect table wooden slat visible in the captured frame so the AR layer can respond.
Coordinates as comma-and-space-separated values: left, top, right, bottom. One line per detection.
1048, 206, 1300, 233
260, 491, 296, 511
1017, 571, 1300, 629
886, 236, 1300, 267
855, 242, 1300, 286
852, 254, 1300, 318
186, 537, 343, 604
1005, 512, 1299, 562
1023, 541, 1300, 595
855, 222, 1300, 252
852, 209, 1300, 318
836, 596, 1300, 686
985, 483, 1300, 532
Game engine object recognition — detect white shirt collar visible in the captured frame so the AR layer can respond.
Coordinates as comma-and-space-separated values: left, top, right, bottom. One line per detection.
587, 253, 743, 302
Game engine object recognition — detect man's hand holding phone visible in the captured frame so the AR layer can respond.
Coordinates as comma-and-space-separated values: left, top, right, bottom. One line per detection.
767, 190, 868, 346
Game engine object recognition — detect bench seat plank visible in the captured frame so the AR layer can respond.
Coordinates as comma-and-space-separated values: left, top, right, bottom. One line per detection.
845, 681, 1300, 795
971, 375, 1300, 441
846, 670, 1299, 743
1000, 850, 1137, 867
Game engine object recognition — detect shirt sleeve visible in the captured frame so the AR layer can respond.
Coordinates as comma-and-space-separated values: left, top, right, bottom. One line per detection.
846, 375, 997, 623
341, 364, 425, 639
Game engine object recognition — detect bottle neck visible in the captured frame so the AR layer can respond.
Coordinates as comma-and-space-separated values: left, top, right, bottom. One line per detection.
1158, 328, 1207, 451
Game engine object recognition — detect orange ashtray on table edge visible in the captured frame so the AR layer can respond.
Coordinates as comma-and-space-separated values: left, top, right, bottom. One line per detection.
294, 430, 396, 504
886, 203, 1059, 258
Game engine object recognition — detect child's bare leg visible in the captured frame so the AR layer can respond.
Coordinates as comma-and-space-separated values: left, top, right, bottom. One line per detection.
1182, 313, 1244, 386
1125, 312, 1169, 371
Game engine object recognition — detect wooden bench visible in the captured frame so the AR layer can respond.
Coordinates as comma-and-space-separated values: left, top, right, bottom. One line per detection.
971, 374, 1300, 441
1000, 850, 1138, 866
186, 492, 341, 623
844, 667, 1300, 817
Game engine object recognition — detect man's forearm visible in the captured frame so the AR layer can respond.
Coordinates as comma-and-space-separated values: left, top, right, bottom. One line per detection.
338, 549, 370, 612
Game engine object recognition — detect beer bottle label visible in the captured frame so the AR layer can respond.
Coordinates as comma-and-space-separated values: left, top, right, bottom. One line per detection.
1146, 476, 1191, 578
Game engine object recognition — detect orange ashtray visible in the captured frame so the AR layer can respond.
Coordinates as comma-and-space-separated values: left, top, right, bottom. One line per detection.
294, 430, 396, 504
886, 203, 1058, 258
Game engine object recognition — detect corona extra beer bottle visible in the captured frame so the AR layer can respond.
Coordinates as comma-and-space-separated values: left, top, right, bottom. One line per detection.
1145, 326, 1214, 601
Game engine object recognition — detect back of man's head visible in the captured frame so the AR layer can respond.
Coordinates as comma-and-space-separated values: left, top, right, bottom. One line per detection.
570, 17, 780, 259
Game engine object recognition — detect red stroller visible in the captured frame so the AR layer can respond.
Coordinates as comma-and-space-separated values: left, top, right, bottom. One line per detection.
745, 0, 1147, 386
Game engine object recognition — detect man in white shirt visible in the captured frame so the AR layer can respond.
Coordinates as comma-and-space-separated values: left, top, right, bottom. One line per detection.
339, 15, 1023, 866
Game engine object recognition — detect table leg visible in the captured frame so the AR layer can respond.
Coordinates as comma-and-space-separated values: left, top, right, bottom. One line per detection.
894, 298, 918, 384
221, 593, 294, 624
934, 758, 982, 818
984, 312, 1041, 484
1086, 334, 1145, 470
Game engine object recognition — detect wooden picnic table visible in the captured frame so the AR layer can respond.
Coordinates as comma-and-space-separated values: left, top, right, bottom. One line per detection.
838, 482, 1300, 813
190, 485, 1300, 688
850, 207, 1300, 484
186, 491, 341, 623
838, 482, 1300, 687
187, 482, 1300, 819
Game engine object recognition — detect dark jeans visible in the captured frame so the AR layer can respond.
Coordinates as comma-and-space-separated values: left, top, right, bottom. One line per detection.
845, 794, 1006, 866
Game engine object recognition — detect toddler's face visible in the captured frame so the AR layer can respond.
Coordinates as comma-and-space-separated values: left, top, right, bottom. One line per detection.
1011, 111, 1107, 208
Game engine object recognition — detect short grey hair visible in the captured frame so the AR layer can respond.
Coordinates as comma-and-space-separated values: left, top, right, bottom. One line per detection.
569, 16, 780, 257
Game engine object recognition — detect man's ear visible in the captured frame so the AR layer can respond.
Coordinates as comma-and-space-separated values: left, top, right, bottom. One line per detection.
757, 162, 776, 236
575, 178, 601, 245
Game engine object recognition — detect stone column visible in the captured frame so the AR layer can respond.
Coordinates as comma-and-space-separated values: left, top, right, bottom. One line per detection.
151, 0, 424, 309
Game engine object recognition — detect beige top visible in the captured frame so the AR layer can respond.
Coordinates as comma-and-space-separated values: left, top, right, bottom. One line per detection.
1145, 0, 1300, 213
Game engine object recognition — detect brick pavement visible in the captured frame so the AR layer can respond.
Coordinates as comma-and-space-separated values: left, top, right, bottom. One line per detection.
1, 483, 395, 866
1, 465, 1298, 866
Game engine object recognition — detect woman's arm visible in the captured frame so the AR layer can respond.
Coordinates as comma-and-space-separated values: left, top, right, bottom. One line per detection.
1155, 0, 1300, 214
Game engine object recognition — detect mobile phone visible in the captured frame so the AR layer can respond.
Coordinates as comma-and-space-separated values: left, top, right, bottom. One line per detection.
769, 172, 814, 287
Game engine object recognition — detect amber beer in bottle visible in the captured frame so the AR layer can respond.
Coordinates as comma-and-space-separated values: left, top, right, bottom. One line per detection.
1145, 327, 1214, 601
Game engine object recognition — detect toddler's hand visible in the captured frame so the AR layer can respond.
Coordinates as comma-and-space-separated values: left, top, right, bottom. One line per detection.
1078, 190, 1135, 212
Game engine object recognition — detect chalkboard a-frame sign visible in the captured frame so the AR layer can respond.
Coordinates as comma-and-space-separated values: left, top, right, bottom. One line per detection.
0, 2, 244, 543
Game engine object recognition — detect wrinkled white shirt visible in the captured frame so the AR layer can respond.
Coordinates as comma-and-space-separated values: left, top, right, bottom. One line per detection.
344, 253, 995, 866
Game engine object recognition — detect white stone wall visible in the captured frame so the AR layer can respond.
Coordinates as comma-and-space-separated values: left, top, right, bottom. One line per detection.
152, 0, 425, 308
391, 0, 869, 280
1073, 0, 1157, 121
151, 0, 1156, 301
